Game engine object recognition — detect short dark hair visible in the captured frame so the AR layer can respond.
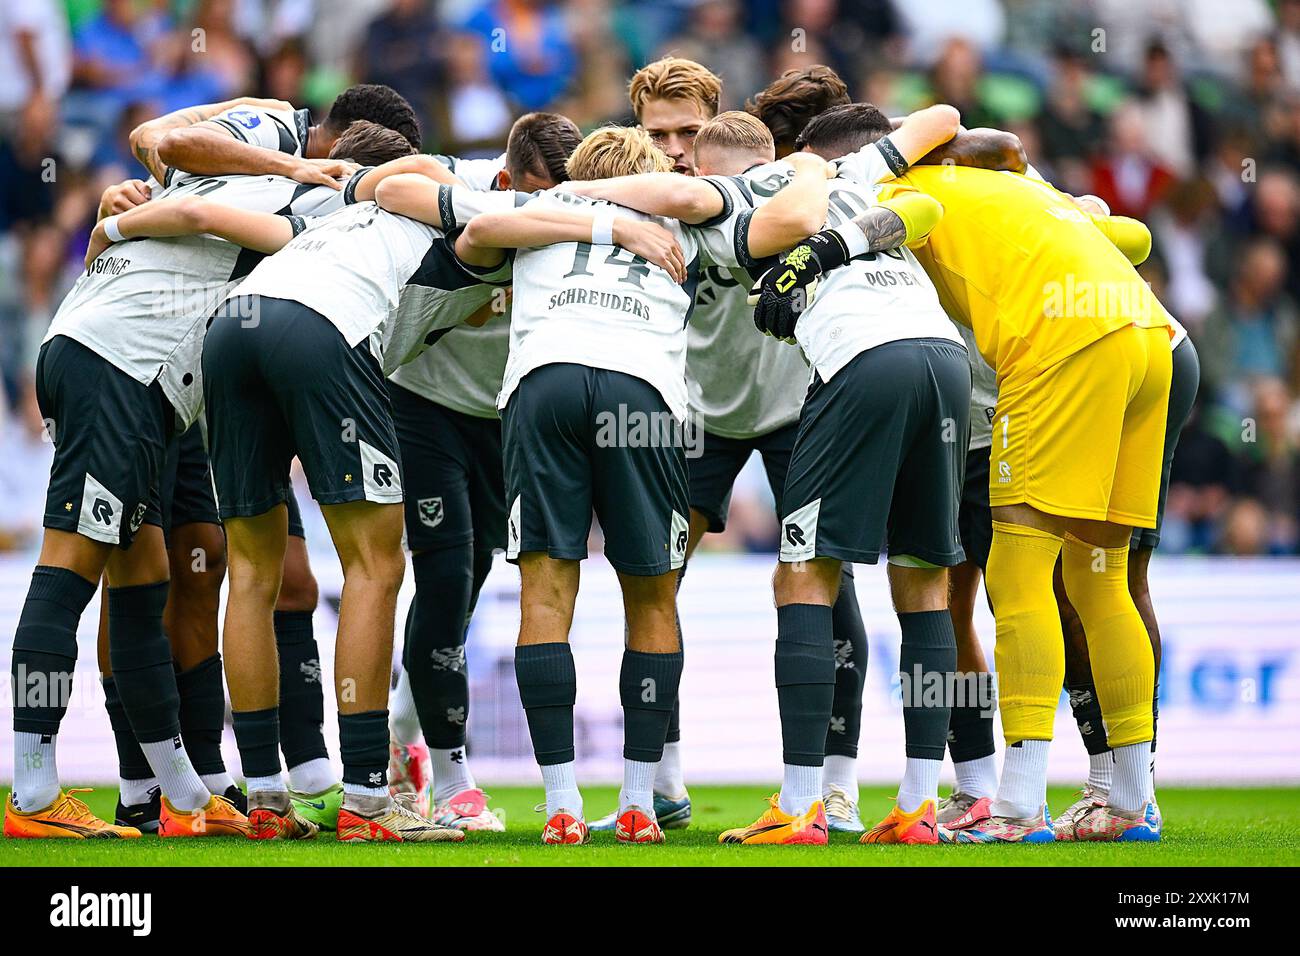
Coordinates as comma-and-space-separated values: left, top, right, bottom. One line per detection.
328, 120, 417, 166
795, 103, 892, 159
323, 84, 421, 150
506, 111, 582, 185
747, 65, 850, 151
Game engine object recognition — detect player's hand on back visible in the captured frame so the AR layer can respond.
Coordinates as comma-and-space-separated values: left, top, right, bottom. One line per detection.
612, 219, 687, 284
785, 150, 835, 180
99, 179, 151, 218
85, 220, 112, 270
287, 158, 359, 190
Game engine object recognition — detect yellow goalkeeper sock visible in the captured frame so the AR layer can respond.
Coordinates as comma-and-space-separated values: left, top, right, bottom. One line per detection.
985, 521, 1065, 745
1060, 535, 1155, 748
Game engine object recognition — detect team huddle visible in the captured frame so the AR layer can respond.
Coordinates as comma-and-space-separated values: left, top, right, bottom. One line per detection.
3, 54, 1197, 847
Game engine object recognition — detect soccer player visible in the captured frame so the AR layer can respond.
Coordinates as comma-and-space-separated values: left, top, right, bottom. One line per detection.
1, 119, 399, 842
567, 107, 968, 846
129, 83, 420, 187
937, 330, 1002, 826
383, 111, 582, 830
104, 133, 679, 841
1046, 189, 1199, 835
447, 124, 837, 844
102, 90, 428, 833
755, 106, 1174, 843
588, 57, 874, 833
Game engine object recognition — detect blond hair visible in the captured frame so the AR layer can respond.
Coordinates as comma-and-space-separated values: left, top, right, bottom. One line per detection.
566, 126, 673, 181
628, 56, 722, 121
695, 111, 775, 160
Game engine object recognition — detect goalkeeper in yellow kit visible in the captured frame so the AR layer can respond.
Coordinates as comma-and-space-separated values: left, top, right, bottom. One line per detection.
751, 105, 1172, 843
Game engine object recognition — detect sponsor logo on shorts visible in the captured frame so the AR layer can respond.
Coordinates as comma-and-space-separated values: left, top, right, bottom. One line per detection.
128, 502, 147, 534
780, 499, 820, 562
78, 474, 124, 544
670, 510, 689, 570
359, 441, 403, 503
998, 460, 1012, 483
417, 496, 444, 529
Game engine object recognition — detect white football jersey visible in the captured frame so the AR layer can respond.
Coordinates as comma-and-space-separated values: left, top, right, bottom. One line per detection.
46, 171, 355, 429
499, 187, 701, 420
958, 322, 998, 451
231, 187, 513, 377
687, 263, 808, 440
389, 156, 514, 418
698, 150, 961, 386
163, 104, 311, 188
432, 152, 507, 190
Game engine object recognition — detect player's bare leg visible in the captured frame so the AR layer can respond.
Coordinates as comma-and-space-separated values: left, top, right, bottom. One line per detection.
322, 500, 457, 842
514, 554, 588, 843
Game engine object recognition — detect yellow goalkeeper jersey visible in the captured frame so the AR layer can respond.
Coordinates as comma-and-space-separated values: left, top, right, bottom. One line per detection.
885, 165, 1171, 385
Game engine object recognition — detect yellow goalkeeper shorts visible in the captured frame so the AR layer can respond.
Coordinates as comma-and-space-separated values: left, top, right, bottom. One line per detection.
988, 323, 1172, 528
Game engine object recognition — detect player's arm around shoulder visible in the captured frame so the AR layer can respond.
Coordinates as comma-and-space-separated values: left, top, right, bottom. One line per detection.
870, 183, 944, 247
457, 202, 687, 282
744, 151, 833, 259
565, 173, 725, 224
1089, 213, 1153, 265
353, 154, 464, 207
87, 197, 300, 268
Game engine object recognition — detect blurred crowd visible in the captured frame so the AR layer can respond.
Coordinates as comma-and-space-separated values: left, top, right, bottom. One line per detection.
2, 0, 1300, 555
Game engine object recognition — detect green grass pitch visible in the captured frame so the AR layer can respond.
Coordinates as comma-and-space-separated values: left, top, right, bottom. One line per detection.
2, 785, 1296, 867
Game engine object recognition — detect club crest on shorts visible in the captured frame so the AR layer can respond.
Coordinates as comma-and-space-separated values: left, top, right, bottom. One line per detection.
128, 501, 148, 534
417, 496, 444, 529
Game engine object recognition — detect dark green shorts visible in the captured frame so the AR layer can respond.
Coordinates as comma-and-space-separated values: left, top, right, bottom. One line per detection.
502, 363, 689, 576
688, 423, 797, 532
389, 381, 505, 555
155, 423, 307, 539
202, 295, 403, 520
1132, 336, 1200, 550
780, 338, 970, 567
958, 445, 992, 571
37, 335, 172, 548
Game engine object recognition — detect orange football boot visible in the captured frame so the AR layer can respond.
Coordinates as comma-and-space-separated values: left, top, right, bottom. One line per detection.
541, 810, 590, 845
158, 793, 251, 837
861, 799, 940, 844
719, 795, 829, 845
4, 789, 141, 839
246, 801, 320, 840
614, 806, 664, 844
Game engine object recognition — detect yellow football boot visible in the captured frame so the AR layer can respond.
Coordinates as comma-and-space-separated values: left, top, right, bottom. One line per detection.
719, 794, 828, 845
4, 789, 141, 839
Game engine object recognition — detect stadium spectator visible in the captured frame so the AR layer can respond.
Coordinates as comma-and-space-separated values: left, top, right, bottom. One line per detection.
356, 0, 445, 135
1199, 239, 1298, 412
461, 0, 578, 111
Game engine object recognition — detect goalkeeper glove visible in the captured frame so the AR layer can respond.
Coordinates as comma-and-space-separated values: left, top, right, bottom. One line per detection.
747, 227, 854, 341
